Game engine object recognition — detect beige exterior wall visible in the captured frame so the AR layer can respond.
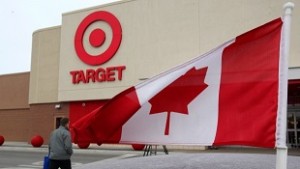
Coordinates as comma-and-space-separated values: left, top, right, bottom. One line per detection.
29, 26, 61, 104
29, 0, 300, 103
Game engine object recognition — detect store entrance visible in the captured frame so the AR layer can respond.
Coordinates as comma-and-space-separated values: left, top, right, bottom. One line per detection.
287, 80, 300, 148
55, 117, 62, 129
287, 111, 300, 148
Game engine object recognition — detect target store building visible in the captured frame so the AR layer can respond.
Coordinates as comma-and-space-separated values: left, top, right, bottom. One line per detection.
1, 0, 300, 148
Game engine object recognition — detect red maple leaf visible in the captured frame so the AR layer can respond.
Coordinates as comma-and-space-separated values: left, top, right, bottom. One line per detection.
149, 67, 208, 135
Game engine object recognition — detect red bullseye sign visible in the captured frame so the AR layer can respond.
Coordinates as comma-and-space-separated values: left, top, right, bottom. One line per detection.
74, 11, 122, 66
71, 11, 126, 84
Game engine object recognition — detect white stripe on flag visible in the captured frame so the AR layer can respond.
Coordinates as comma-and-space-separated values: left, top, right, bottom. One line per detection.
120, 40, 234, 145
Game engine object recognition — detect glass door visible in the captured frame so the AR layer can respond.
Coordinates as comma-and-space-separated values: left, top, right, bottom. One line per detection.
287, 112, 300, 148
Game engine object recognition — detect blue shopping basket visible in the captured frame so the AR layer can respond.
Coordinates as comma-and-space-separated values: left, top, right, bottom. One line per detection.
43, 155, 49, 169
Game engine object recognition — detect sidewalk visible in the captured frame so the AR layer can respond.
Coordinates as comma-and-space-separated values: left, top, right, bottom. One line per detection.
1, 141, 300, 156
201, 146, 300, 156
2, 142, 300, 169
0, 142, 139, 155
74, 152, 300, 169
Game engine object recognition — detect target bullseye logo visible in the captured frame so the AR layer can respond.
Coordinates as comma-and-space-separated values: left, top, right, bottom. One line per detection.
71, 11, 126, 85
74, 11, 122, 66
89, 29, 106, 47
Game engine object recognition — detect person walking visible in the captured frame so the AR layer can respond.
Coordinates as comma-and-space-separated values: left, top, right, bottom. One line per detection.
49, 117, 73, 169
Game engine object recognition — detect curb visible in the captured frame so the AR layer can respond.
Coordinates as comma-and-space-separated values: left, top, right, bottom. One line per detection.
0, 142, 143, 155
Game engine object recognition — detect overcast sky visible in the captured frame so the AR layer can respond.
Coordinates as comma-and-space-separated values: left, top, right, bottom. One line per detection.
0, 0, 118, 75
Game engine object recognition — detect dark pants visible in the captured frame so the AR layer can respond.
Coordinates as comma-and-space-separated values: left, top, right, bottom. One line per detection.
49, 159, 71, 169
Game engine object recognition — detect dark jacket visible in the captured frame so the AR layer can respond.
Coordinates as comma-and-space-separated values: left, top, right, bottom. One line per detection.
49, 126, 73, 160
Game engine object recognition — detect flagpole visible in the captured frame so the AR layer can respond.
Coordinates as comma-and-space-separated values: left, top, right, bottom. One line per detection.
276, 2, 294, 169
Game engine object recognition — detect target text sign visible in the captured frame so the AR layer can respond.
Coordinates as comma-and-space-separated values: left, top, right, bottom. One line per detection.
71, 11, 126, 84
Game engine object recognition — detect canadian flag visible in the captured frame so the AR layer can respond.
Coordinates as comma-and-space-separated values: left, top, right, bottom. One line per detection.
72, 18, 285, 148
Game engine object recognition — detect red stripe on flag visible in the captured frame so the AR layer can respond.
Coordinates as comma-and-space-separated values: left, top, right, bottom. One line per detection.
89, 87, 141, 143
213, 18, 283, 148
71, 106, 101, 144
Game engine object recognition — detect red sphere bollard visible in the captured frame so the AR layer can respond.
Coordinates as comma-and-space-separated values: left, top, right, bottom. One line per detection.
78, 142, 90, 149
132, 144, 145, 150
31, 135, 44, 147
0, 135, 4, 146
